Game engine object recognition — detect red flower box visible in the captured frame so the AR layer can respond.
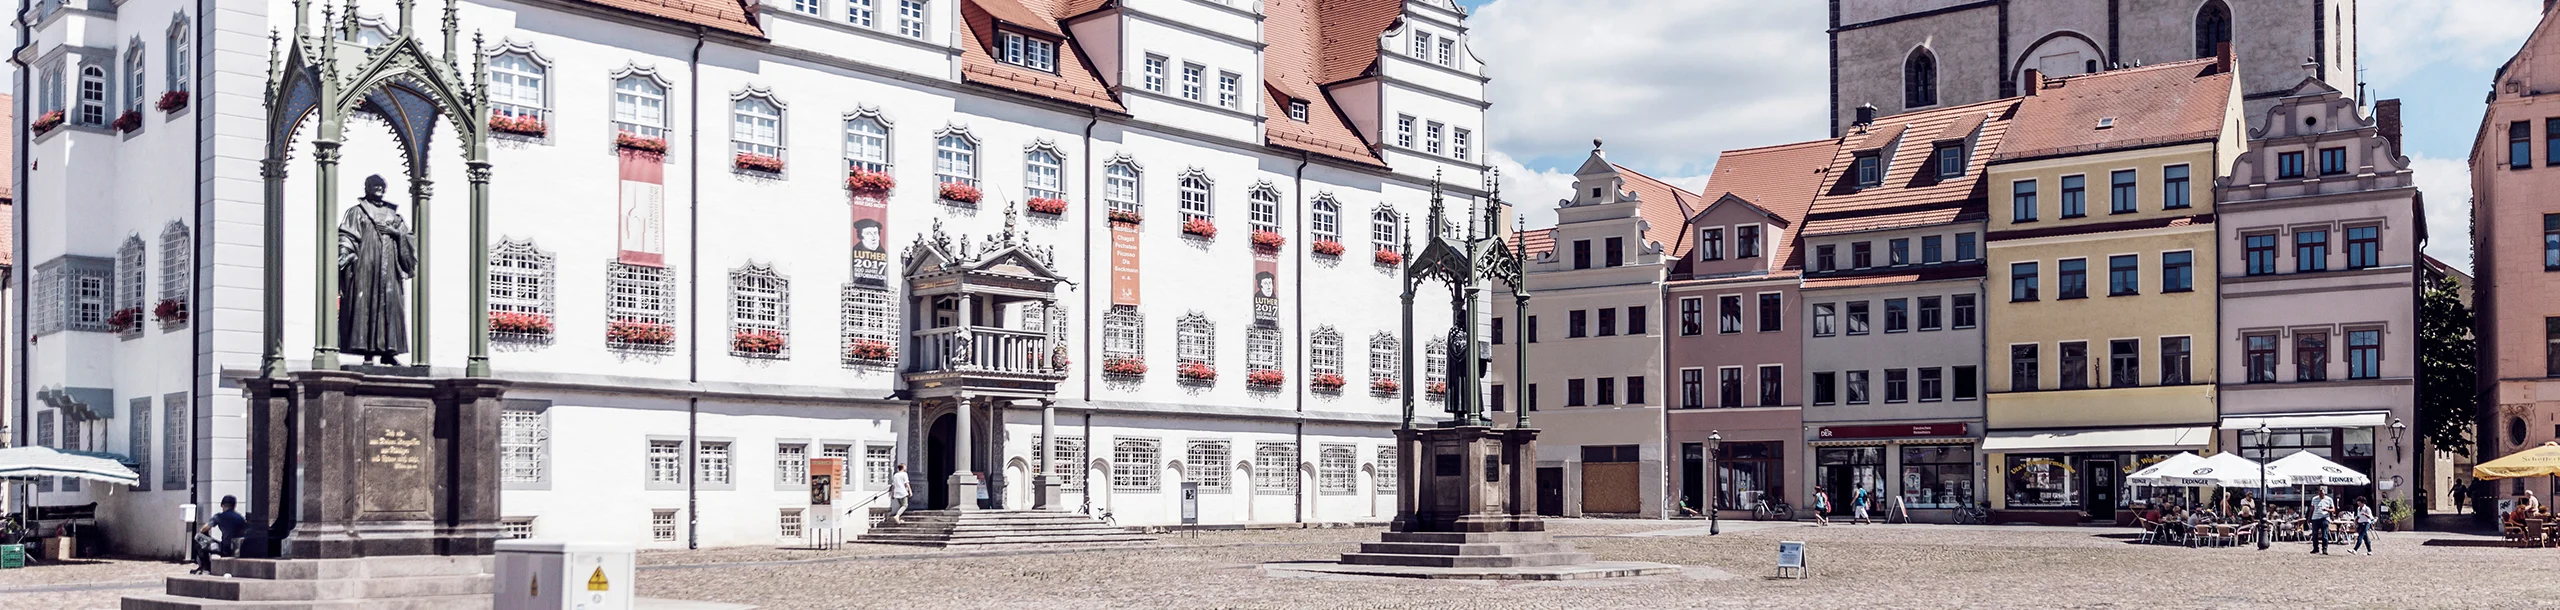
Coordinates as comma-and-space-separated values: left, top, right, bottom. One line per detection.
157, 90, 190, 113
1370, 378, 1401, 395
1177, 361, 1218, 382
1026, 197, 1068, 215
845, 339, 897, 362
489, 113, 546, 137
489, 312, 555, 336
152, 298, 189, 326
1108, 209, 1143, 225
1182, 217, 1218, 239
615, 132, 668, 155
1311, 240, 1346, 256
1103, 357, 1148, 377
1374, 248, 1404, 266
1251, 230, 1286, 251
734, 152, 785, 173
1310, 373, 1346, 391
31, 110, 64, 136
939, 182, 983, 204
108, 307, 144, 334
608, 320, 676, 346
1247, 369, 1285, 388
1428, 381, 1449, 395
732, 330, 787, 355
845, 169, 897, 195
113, 111, 142, 133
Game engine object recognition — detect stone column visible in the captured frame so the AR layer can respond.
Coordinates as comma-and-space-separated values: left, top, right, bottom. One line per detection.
1037, 399, 1059, 509
311, 141, 344, 369
409, 175, 433, 367
261, 158, 289, 377
948, 395, 979, 510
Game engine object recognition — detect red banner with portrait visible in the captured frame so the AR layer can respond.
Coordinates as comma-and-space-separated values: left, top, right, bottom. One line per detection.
850, 192, 891, 288
617, 151, 666, 267
1253, 250, 1279, 327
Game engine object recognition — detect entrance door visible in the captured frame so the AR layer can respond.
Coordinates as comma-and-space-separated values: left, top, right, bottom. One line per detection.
927, 414, 955, 510
1682, 443, 1705, 515
1536, 467, 1565, 516
2085, 459, 2117, 521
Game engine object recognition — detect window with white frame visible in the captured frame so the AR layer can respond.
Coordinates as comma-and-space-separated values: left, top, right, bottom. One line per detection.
1142, 54, 1167, 93
1218, 71, 1241, 109
822, 443, 850, 465
489, 239, 554, 341
1453, 128, 1472, 162
1025, 146, 1064, 200
775, 443, 807, 486
1425, 121, 1444, 155
731, 94, 782, 158
863, 444, 893, 488
698, 441, 732, 485
1178, 171, 1213, 222
1248, 327, 1282, 372
1248, 185, 1280, 233
728, 263, 789, 358
791, 0, 820, 16
1436, 37, 1455, 67
608, 262, 677, 351
116, 237, 146, 328
648, 440, 684, 484
1376, 446, 1397, 490
1287, 99, 1309, 122
1372, 209, 1401, 249
778, 508, 804, 538
1395, 115, 1415, 148
844, 115, 890, 173
1112, 439, 1159, 490
1181, 63, 1205, 101
1103, 306, 1143, 358
935, 131, 978, 187
500, 409, 548, 484
1311, 197, 1341, 244
1319, 445, 1356, 494
78, 66, 107, 126
125, 44, 145, 115
1255, 443, 1297, 493
489, 51, 546, 121
74, 268, 109, 331
897, 0, 929, 38
613, 75, 667, 138
1425, 340, 1449, 398
1176, 313, 1214, 364
650, 510, 678, 541
1000, 32, 1057, 73
1104, 159, 1141, 216
841, 285, 896, 366
845, 0, 875, 27
1369, 333, 1401, 385
1411, 31, 1433, 59
1188, 440, 1230, 491
1311, 327, 1343, 377
167, 17, 191, 93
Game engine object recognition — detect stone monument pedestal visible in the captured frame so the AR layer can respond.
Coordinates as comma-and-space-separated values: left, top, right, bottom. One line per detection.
1297, 424, 1677, 581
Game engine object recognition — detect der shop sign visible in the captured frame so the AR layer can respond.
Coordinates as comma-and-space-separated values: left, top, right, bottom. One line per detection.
1817, 423, 1970, 440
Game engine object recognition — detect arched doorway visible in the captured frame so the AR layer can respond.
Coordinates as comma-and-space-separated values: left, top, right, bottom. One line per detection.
927, 413, 955, 509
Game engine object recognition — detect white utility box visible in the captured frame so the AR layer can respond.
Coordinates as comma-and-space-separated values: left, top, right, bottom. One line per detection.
495, 540, 636, 610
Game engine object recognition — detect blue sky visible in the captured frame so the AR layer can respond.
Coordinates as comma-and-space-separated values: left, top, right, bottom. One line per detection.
1456, 0, 2539, 269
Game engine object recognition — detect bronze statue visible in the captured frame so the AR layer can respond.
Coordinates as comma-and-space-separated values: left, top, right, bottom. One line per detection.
338, 174, 416, 365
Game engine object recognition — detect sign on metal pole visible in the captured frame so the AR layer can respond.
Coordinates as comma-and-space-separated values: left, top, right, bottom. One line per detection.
1776, 541, 1807, 579
1181, 482, 1200, 525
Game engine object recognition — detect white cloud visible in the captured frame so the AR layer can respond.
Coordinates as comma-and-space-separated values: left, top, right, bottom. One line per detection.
2409, 155, 2476, 272
2361, 0, 2541, 87
1491, 149, 1711, 229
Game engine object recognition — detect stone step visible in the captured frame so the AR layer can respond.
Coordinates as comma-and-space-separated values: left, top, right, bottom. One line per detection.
164, 574, 492, 602
122, 593, 493, 610
1357, 541, 1576, 556
1337, 551, 1597, 569
1378, 531, 1555, 545
209, 556, 493, 581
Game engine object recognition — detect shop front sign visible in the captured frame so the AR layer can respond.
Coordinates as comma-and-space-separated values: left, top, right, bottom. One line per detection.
1817, 423, 1970, 440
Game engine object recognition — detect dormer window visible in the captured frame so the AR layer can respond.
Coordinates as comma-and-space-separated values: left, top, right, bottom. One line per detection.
1855, 152, 1882, 188
1735, 225, 1761, 259
999, 32, 1057, 73
1287, 99, 1309, 122
1697, 228, 1723, 261
1935, 144, 1965, 178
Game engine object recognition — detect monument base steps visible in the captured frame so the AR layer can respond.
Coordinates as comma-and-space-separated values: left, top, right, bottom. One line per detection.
120, 556, 493, 610
856, 510, 1153, 547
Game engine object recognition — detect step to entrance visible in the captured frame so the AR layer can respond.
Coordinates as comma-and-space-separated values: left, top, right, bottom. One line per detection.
854, 509, 1155, 548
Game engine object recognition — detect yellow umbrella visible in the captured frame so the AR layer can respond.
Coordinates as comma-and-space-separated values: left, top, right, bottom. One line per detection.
2476, 442, 2560, 479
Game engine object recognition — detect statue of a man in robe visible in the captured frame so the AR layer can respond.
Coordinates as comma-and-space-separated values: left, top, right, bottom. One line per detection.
338, 174, 417, 365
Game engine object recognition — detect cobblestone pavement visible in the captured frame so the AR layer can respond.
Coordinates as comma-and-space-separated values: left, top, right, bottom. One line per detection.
7, 520, 2557, 609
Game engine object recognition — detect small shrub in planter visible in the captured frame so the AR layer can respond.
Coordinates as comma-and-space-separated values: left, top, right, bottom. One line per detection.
108, 308, 144, 334
1311, 240, 1346, 256
608, 320, 676, 346
1374, 248, 1404, 266
1026, 197, 1068, 215
734, 152, 785, 173
1251, 230, 1286, 252
152, 298, 190, 326
615, 132, 668, 155
845, 169, 897, 194
1182, 217, 1218, 239
732, 330, 787, 355
1102, 357, 1148, 377
1176, 361, 1218, 382
845, 339, 897, 363
489, 113, 547, 137
1108, 209, 1143, 225
489, 312, 555, 336
113, 111, 142, 133
1370, 378, 1401, 395
1310, 373, 1346, 391
157, 90, 191, 113
1247, 369, 1285, 388
31, 110, 64, 136
939, 182, 983, 204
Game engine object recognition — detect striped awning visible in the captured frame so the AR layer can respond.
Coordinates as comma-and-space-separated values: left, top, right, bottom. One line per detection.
0, 446, 140, 487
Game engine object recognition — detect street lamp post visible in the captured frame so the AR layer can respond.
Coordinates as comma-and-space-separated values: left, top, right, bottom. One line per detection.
2256, 422, 2272, 550
1709, 430, 1722, 536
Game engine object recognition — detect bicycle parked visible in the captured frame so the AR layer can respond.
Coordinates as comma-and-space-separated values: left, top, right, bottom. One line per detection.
1953, 500, 1991, 525
1753, 498, 1793, 521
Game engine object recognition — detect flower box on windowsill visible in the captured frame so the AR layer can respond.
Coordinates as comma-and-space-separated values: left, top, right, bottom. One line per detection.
1311, 240, 1345, 257
845, 169, 897, 195
1310, 373, 1346, 392
489, 311, 555, 338
1182, 217, 1218, 239
1427, 381, 1448, 396
1370, 378, 1401, 396
938, 182, 983, 205
31, 110, 64, 136
107, 307, 144, 336
157, 90, 190, 113
1102, 357, 1148, 378
1374, 248, 1403, 266
1247, 369, 1285, 388
844, 339, 897, 365
1250, 230, 1286, 252
1026, 197, 1068, 215
153, 298, 189, 328
1108, 209, 1143, 225
734, 152, 785, 174
732, 330, 787, 357
489, 113, 547, 137
113, 111, 142, 133
608, 320, 676, 349
1177, 361, 1218, 383
615, 133, 668, 155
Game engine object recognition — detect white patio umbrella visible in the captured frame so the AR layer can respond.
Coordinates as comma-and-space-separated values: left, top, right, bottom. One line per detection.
2124, 452, 2208, 486
0, 446, 140, 487
2265, 450, 2371, 486
2161, 452, 2287, 488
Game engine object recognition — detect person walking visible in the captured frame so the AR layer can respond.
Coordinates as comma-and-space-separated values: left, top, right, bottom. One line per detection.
1851, 484, 1873, 525
2349, 497, 2377, 556
193, 496, 247, 575
2307, 487, 2336, 555
887, 463, 912, 524
1811, 489, 1832, 526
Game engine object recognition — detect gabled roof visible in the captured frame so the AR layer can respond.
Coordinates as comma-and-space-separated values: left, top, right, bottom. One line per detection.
579, 0, 761, 36
1695, 138, 1836, 270
1262, 0, 1393, 166
1315, 0, 1406, 83
1514, 228, 1555, 260
958, 0, 1126, 113
1613, 164, 1702, 257
1802, 98, 2017, 237
1996, 58, 2234, 163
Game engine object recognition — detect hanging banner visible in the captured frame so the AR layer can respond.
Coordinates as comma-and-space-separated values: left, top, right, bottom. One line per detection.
850, 192, 891, 288
1111, 222, 1142, 306
617, 151, 666, 267
1253, 249, 1279, 327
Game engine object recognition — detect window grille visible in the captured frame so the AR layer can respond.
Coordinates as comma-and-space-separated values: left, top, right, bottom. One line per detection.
490, 239, 554, 342
845, 0, 875, 28
935, 132, 978, 187
1368, 333, 1401, 387
776, 444, 808, 486
778, 508, 804, 538
648, 440, 685, 484
1248, 327, 1282, 372
117, 237, 147, 332
79, 66, 106, 125
1248, 185, 1280, 232
841, 285, 896, 367
1105, 161, 1142, 216
1375, 446, 1397, 491
698, 442, 732, 485
1288, 100, 1309, 121
1187, 441, 1230, 491
863, 444, 893, 488
129, 398, 151, 491
1424, 341, 1448, 400
844, 116, 891, 174
1319, 445, 1356, 494
501, 410, 548, 484
1425, 121, 1444, 155
1178, 171, 1214, 222
1176, 313, 1215, 364
1104, 306, 1144, 358
125, 45, 145, 114
732, 95, 783, 159
651, 510, 678, 541
612, 76, 667, 138
1372, 209, 1400, 249
1310, 327, 1343, 376
898, 0, 929, 38
608, 262, 677, 351
160, 223, 191, 305
1025, 147, 1065, 200
490, 52, 546, 122
163, 392, 189, 489
1255, 443, 1297, 493
1411, 31, 1432, 59
1112, 439, 1159, 490
166, 17, 190, 93
1311, 197, 1340, 243
729, 263, 790, 358
1037, 436, 1086, 488
73, 272, 112, 332
503, 517, 535, 539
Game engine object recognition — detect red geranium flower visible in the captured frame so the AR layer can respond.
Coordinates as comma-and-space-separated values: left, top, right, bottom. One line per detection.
489, 312, 555, 335
1251, 230, 1286, 252
1247, 369, 1285, 387
1027, 197, 1069, 215
734, 152, 785, 173
609, 320, 676, 346
1182, 217, 1218, 239
157, 90, 190, 113
616, 132, 669, 155
732, 330, 788, 354
939, 182, 983, 204
1177, 361, 1218, 381
113, 111, 142, 133
1370, 378, 1401, 394
1103, 357, 1148, 376
845, 169, 897, 194
1108, 209, 1143, 225
845, 339, 897, 362
1374, 248, 1404, 266
489, 113, 547, 137
1311, 240, 1345, 256
152, 299, 189, 325
31, 110, 65, 135
1310, 373, 1346, 390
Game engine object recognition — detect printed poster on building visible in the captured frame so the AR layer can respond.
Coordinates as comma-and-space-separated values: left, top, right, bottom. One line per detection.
1111, 222, 1142, 306
616, 151, 666, 267
1253, 250, 1279, 327
850, 192, 891, 288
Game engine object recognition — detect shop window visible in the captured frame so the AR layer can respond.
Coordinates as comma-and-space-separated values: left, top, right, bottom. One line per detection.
1817, 447, 1885, 516
2004, 455, 2076, 508
1715, 442, 1785, 511
1901, 445, 1974, 508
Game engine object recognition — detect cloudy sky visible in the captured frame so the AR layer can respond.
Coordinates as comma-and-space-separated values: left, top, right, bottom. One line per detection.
1459, 0, 2542, 270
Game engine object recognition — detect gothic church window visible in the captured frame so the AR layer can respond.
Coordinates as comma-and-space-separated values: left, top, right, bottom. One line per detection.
1904, 48, 1937, 109
2196, 1, 2233, 60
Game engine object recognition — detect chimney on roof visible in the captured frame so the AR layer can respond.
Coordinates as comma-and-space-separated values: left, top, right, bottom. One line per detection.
2376, 98, 2404, 156
2215, 42, 2235, 76
1853, 104, 1876, 131
2023, 69, 2043, 96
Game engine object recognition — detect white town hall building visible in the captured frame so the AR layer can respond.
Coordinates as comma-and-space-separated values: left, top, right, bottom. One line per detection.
12, 0, 1490, 555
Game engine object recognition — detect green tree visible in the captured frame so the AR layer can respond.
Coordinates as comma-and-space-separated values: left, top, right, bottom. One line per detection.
2419, 274, 2478, 455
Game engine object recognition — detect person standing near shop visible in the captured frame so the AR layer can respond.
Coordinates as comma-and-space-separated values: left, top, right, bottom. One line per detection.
1851, 484, 1873, 525
2307, 487, 2336, 555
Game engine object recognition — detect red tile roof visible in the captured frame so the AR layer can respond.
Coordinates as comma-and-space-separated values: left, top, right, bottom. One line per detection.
1696, 138, 1838, 271
1514, 227, 1554, 259
1614, 164, 1702, 257
1315, 0, 1405, 84
1995, 58, 2235, 163
958, 0, 1126, 112
1800, 207, 1970, 238
1263, 0, 1393, 166
1803, 98, 2019, 237
581, 0, 760, 36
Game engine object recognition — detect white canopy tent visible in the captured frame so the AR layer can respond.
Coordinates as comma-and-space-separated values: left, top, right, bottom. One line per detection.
2265, 451, 2372, 487
2161, 452, 2287, 488
2124, 452, 2207, 486
0, 446, 140, 487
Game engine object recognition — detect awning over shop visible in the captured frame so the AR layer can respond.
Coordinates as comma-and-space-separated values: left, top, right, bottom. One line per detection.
1981, 426, 2214, 453
2217, 411, 2390, 430
0, 446, 140, 487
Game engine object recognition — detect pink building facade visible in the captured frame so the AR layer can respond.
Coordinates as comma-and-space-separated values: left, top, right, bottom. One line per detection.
2472, 7, 2560, 510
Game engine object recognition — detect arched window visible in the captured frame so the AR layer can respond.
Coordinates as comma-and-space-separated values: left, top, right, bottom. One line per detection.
1104, 159, 1142, 216
935, 131, 978, 186
167, 16, 191, 94
731, 94, 783, 158
125, 43, 146, 114
1368, 332, 1402, 389
843, 115, 890, 173
1904, 48, 1937, 109
1176, 313, 1214, 364
728, 263, 790, 358
1311, 196, 1341, 244
612, 74, 667, 138
489, 51, 547, 121
159, 222, 191, 311
1248, 184, 1281, 233
1025, 146, 1064, 200
116, 236, 146, 333
1372, 209, 1401, 250
2195, 1, 2233, 59
1310, 327, 1344, 377
79, 66, 108, 126
1178, 171, 1214, 222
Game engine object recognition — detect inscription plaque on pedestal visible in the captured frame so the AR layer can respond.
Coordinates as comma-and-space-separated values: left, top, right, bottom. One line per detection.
360, 405, 433, 515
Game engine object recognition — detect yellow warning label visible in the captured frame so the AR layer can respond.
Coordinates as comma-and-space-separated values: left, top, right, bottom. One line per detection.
588, 566, 610, 592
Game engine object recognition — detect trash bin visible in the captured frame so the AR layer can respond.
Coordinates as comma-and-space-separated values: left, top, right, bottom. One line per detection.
494, 540, 634, 610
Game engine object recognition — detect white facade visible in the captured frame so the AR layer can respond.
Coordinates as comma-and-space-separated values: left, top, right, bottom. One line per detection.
13, 0, 1487, 555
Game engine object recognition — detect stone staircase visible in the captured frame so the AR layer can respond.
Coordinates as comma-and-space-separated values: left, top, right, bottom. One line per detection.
121, 555, 492, 610
1338, 531, 1596, 568
856, 509, 1154, 548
